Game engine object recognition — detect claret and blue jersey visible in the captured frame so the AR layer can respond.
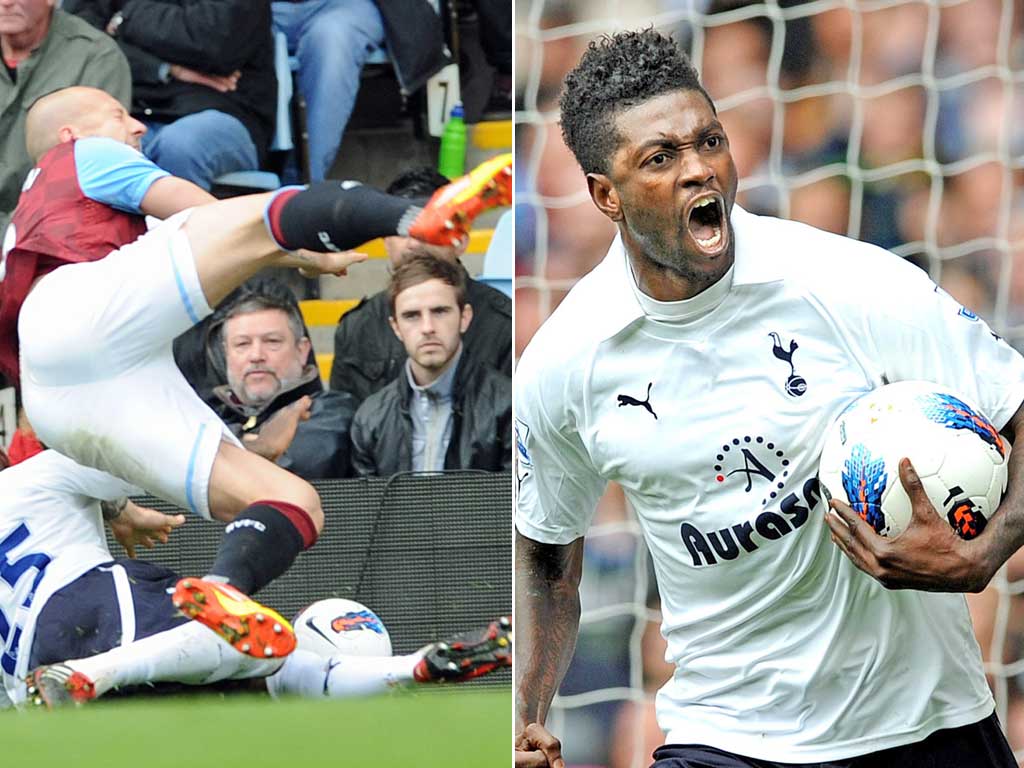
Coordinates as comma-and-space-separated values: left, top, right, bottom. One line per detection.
0, 137, 168, 382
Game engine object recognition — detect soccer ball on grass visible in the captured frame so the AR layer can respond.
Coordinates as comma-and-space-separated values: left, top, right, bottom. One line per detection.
293, 598, 393, 658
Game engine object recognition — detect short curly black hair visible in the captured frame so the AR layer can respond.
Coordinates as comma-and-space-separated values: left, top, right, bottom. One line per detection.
386, 166, 450, 199
560, 28, 714, 176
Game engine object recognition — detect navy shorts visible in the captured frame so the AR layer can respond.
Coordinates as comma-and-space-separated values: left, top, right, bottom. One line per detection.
29, 558, 189, 668
652, 712, 1016, 768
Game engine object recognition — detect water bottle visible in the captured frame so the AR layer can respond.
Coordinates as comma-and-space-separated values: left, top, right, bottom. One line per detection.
438, 103, 467, 180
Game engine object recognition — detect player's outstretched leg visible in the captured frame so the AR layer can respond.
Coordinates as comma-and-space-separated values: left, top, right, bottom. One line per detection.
24, 664, 97, 709
179, 153, 513, 311
413, 616, 512, 683
266, 616, 512, 699
264, 152, 513, 257
172, 578, 296, 659
25, 615, 287, 709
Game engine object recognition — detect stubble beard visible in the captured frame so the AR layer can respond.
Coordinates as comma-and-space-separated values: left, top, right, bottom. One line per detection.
636, 221, 735, 296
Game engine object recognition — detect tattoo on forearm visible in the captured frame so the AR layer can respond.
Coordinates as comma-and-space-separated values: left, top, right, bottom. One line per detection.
101, 497, 128, 522
515, 534, 585, 730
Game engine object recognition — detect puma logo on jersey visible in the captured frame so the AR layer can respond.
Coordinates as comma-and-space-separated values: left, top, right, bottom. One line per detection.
617, 382, 657, 420
769, 332, 807, 397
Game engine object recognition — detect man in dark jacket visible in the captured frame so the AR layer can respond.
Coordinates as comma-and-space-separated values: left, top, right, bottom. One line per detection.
65, 0, 275, 189
350, 255, 511, 477
209, 278, 357, 480
330, 167, 512, 405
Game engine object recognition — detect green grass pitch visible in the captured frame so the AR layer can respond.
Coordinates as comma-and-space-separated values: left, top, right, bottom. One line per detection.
2, 688, 511, 767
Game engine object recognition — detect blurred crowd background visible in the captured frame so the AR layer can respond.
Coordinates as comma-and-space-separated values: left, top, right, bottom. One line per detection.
514, 1, 1024, 766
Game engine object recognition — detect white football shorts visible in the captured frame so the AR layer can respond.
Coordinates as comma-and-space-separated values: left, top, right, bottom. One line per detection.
18, 210, 240, 520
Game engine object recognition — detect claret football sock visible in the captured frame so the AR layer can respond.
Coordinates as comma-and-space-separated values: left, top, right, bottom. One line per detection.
206, 500, 318, 595
264, 183, 418, 253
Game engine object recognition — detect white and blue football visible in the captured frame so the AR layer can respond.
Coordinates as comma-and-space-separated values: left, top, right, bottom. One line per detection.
818, 381, 1009, 539
293, 599, 393, 658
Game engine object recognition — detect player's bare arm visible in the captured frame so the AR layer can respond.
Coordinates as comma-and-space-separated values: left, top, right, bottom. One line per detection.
139, 176, 216, 219
515, 531, 584, 768
827, 399, 1024, 592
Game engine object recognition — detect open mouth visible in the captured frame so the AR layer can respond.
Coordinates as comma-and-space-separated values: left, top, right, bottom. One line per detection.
686, 194, 726, 253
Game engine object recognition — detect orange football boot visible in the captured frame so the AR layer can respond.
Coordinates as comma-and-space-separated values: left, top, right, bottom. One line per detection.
407, 153, 513, 246
172, 578, 296, 659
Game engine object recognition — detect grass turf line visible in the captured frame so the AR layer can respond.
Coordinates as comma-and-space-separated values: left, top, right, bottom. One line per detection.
2, 688, 510, 767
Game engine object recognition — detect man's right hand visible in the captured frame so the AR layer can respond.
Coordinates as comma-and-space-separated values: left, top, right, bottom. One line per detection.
284, 248, 369, 278
242, 395, 311, 461
515, 723, 565, 768
169, 64, 240, 93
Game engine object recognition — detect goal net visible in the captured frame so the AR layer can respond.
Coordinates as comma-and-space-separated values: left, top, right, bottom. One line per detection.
515, 1, 1024, 765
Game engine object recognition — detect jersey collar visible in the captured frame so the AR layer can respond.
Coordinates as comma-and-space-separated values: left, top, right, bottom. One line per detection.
730, 204, 786, 286
589, 204, 783, 341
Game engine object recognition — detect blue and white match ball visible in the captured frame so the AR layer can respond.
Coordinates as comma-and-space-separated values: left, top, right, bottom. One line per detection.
293, 599, 392, 658
818, 381, 1009, 540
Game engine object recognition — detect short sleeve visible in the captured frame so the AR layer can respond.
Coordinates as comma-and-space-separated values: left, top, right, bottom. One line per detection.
515, 344, 606, 545
44, 450, 142, 501
864, 255, 1024, 429
74, 137, 169, 214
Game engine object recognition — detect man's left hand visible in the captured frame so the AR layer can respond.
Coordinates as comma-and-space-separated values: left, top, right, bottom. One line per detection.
825, 457, 992, 592
108, 501, 185, 559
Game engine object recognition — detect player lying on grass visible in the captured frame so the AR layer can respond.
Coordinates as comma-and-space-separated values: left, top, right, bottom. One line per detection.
0, 450, 511, 709
0, 86, 512, 666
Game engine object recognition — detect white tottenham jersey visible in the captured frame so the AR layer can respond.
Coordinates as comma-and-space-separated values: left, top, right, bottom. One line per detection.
515, 205, 1024, 762
0, 450, 138, 708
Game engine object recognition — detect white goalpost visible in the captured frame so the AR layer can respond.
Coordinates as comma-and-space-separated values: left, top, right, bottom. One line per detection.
515, 1, 1024, 765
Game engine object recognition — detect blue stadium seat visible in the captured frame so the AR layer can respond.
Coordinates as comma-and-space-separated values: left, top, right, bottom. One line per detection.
477, 209, 513, 297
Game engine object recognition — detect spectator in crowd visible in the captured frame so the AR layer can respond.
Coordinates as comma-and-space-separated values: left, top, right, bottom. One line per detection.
466, 0, 513, 115
350, 255, 511, 477
66, 0, 276, 190
271, 0, 384, 183
330, 167, 512, 405
272, 0, 450, 182
172, 272, 317, 414
0, 0, 129, 234
206, 277, 357, 480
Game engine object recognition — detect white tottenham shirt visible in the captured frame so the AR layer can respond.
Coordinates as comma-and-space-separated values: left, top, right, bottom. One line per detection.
0, 450, 138, 708
515, 205, 1024, 762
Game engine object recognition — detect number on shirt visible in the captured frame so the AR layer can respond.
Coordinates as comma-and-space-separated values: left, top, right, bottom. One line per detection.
0, 523, 51, 674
